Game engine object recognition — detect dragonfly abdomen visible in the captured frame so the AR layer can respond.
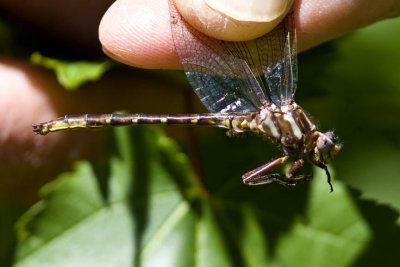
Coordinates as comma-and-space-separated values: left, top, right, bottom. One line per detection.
32, 113, 249, 135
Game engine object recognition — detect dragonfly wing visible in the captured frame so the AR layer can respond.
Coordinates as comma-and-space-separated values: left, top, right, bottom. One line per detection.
169, 0, 267, 113
256, 13, 298, 106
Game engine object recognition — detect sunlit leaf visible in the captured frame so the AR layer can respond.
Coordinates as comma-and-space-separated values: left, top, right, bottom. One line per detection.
30, 52, 110, 90
273, 170, 371, 267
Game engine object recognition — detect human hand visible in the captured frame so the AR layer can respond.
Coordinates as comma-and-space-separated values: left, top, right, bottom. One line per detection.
100, 0, 400, 68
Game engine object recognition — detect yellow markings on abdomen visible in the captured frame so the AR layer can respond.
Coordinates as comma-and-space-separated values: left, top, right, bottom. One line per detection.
239, 119, 249, 129
221, 119, 230, 128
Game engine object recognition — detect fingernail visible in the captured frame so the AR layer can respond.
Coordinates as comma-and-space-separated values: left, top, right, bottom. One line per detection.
174, 0, 293, 41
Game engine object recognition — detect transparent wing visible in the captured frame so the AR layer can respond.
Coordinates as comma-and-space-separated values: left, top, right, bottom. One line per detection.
169, 0, 268, 113
169, 0, 297, 111
256, 13, 298, 106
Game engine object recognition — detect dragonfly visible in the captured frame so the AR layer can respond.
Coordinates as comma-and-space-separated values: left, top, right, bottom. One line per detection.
33, 0, 342, 191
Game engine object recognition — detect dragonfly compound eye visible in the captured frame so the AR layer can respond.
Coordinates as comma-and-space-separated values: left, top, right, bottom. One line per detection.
317, 133, 335, 152
315, 132, 342, 163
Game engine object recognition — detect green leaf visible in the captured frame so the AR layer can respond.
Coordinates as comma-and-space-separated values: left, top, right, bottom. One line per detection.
273, 170, 371, 267
30, 52, 110, 90
13, 126, 376, 267
239, 205, 270, 267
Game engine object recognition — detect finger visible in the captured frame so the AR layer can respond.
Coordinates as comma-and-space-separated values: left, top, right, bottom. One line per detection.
99, 0, 180, 69
99, 0, 400, 69
0, 57, 104, 202
173, 0, 293, 41
296, 0, 400, 50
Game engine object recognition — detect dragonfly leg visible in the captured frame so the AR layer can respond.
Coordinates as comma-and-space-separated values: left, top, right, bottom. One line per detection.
273, 174, 312, 187
317, 162, 334, 192
242, 156, 289, 185
245, 173, 312, 187
287, 159, 304, 177
242, 173, 283, 185
243, 157, 312, 187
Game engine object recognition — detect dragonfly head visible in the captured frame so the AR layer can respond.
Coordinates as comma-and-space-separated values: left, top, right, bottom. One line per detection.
310, 131, 342, 165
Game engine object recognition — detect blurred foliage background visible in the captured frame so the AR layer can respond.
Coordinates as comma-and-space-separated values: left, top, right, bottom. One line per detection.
0, 5, 400, 267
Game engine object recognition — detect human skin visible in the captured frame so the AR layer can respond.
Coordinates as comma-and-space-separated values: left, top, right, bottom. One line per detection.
99, 0, 400, 68
0, 0, 399, 202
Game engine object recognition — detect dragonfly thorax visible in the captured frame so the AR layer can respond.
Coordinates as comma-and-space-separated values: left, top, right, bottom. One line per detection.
252, 104, 310, 146
246, 103, 342, 167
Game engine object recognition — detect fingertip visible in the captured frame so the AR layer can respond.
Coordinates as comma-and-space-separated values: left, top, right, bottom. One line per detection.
99, 0, 181, 69
175, 0, 293, 41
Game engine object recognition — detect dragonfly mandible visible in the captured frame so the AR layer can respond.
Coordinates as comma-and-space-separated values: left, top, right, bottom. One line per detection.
33, 0, 342, 191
